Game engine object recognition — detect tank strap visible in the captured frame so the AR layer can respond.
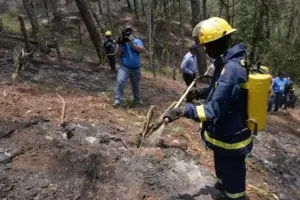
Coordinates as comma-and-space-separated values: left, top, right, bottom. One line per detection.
239, 83, 248, 89
248, 118, 258, 135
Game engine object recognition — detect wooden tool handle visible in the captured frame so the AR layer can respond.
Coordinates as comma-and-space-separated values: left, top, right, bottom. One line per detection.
174, 79, 197, 108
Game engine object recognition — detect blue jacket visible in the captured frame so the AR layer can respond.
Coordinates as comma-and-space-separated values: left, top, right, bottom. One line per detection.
184, 43, 252, 156
180, 52, 197, 75
273, 77, 289, 94
120, 38, 143, 69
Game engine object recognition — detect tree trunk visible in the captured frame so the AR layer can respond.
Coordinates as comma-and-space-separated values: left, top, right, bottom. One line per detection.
98, 0, 103, 15
43, 0, 50, 22
49, 0, 61, 21
18, 16, 31, 53
249, 3, 264, 64
225, 0, 230, 22
147, 0, 155, 77
133, 0, 139, 19
162, 0, 169, 20
231, 0, 235, 26
51, 31, 62, 62
179, 0, 184, 60
0, 18, 3, 32
202, 0, 207, 19
126, 0, 132, 11
88, 0, 102, 29
190, 0, 206, 76
286, 6, 297, 42
218, 0, 223, 17
106, 0, 113, 32
75, 0, 103, 63
190, 0, 201, 27
22, 0, 48, 53
141, 0, 146, 15
264, 7, 270, 40
172, 52, 176, 80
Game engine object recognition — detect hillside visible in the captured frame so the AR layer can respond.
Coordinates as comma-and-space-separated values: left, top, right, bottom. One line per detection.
0, 46, 300, 199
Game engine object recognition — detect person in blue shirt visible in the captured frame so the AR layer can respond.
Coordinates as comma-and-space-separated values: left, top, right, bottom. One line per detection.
180, 44, 199, 86
268, 72, 289, 112
113, 27, 145, 107
164, 17, 251, 200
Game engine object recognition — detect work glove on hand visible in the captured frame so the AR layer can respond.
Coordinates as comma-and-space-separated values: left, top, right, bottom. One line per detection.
186, 88, 206, 102
163, 107, 184, 123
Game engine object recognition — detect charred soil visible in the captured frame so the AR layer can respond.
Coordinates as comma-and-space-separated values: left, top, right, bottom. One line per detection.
0, 48, 300, 200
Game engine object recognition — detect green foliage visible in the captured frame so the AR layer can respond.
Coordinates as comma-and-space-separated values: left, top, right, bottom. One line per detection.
1, 9, 21, 34
205, 0, 300, 82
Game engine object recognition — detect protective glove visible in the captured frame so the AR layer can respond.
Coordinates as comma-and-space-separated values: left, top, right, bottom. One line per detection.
163, 107, 184, 123
186, 87, 206, 102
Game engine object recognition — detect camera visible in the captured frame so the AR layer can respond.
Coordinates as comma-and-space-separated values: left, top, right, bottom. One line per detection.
117, 27, 133, 44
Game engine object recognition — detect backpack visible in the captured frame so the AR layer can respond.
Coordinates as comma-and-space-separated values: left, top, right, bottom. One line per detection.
239, 59, 272, 133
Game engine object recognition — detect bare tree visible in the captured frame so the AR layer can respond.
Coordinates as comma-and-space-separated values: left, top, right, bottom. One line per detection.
43, 0, 50, 22
162, 0, 169, 20
98, 0, 103, 15
75, 0, 103, 63
147, 0, 155, 77
202, 0, 207, 19
190, 0, 201, 27
126, 0, 132, 11
133, 0, 139, 19
249, 1, 264, 64
22, 0, 48, 53
178, 0, 184, 59
106, 0, 113, 32
141, 0, 146, 15
190, 0, 207, 76
18, 16, 31, 53
219, 0, 239, 22
49, 0, 61, 21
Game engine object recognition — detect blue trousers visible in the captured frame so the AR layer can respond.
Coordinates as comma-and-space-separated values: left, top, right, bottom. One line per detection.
214, 152, 246, 199
115, 66, 141, 104
268, 93, 282, 112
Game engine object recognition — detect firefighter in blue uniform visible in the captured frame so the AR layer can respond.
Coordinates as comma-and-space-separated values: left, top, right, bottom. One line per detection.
164, 17, 252, 200
104, 31, 117, 72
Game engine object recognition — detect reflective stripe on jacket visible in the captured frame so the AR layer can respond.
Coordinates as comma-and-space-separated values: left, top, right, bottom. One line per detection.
184, 43, 252, 156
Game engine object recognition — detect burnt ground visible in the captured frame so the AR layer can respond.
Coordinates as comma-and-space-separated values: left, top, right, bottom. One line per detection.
0, 47, 300, 200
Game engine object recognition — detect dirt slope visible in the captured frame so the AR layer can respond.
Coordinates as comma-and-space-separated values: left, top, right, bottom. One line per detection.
1, 47, 300, 200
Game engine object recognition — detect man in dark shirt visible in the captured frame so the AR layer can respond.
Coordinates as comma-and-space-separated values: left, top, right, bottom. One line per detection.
104, 31, 117, 72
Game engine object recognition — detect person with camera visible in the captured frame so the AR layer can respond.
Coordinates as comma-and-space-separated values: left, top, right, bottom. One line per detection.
113, 27, 145, 107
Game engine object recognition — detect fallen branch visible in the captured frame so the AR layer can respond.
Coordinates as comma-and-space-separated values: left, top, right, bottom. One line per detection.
0, 33, 56, 49
182, 133, 204, 153
247, 184, 278, 200
139, 105, 154, 147
56, 93, 66, 125
157, 139, 188, 151
149, 101, 176, 134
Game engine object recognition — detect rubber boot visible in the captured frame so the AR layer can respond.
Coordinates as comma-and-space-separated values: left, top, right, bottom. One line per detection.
215, 195, 250, 200
214, 182, 224, 192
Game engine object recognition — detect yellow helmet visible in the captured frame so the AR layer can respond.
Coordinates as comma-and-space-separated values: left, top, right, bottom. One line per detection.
198, 17, 237, 44
105, 31, 112, 36
260, 66, 270, 73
